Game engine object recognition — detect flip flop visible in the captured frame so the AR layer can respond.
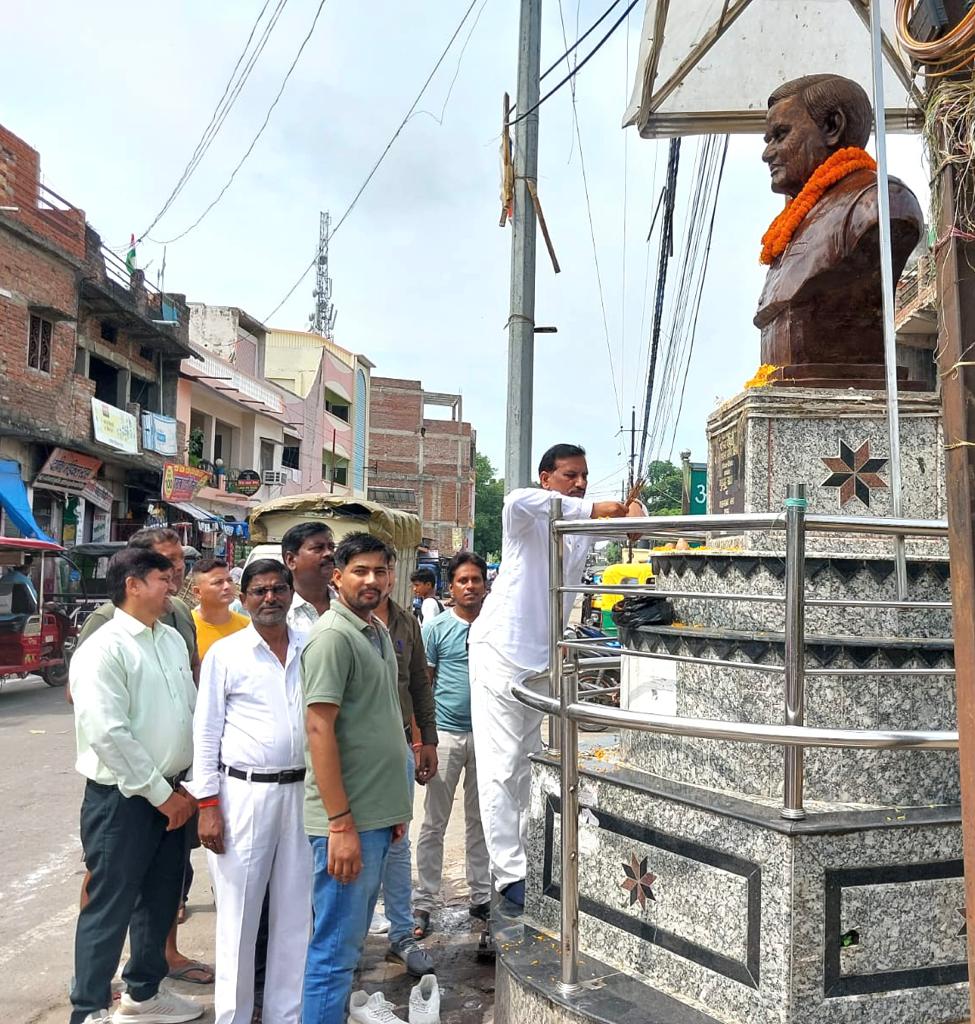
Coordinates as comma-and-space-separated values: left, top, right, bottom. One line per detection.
167, 961, 214, 985
412, 909, 431, 940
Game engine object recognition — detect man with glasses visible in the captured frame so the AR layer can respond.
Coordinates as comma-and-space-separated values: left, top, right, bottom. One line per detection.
190, 559, 312, 1024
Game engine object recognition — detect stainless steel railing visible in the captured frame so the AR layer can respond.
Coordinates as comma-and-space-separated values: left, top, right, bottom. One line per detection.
516, 492, 957, 994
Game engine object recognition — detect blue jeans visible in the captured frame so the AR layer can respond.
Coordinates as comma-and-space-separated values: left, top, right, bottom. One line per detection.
382, 742, 415, 944
303, 828, 392, 1024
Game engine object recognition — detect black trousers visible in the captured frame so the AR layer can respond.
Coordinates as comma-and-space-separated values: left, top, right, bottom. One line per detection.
70, 781, 186, 1024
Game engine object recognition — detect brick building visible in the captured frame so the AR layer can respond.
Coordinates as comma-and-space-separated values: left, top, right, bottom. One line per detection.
0, 123, 191, 543
368, 377, 475, 555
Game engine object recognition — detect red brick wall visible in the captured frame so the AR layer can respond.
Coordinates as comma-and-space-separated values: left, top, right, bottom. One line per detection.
0, 124, 86, 261
0, 226, 96, 443
368, 375, 475, 554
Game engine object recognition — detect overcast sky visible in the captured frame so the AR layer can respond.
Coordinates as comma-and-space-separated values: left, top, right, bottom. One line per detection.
2, 1, 930, 499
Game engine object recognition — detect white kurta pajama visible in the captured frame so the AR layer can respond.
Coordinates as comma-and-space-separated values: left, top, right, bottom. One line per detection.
190, 624, 312, 1024
468, 488, 595, 890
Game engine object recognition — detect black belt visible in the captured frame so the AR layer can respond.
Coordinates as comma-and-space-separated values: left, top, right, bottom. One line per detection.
220, 763, 305, 784
165, 770, 188, 790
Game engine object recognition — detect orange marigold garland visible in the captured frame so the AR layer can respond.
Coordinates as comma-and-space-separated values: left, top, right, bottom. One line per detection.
759, 147, 877, 265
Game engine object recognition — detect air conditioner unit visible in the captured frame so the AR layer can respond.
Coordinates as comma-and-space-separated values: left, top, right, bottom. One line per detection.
262, 470, 288, 486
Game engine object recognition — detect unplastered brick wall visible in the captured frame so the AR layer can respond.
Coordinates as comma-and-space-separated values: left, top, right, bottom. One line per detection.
0, 124, 86, 261
0, 225, 93, 441
368, 375, 475, 553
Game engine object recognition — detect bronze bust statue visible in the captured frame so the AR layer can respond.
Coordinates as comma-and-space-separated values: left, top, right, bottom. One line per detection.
754, 74, 924, 389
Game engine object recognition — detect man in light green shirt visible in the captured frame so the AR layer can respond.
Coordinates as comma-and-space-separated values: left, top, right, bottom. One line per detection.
68, 547, 202, 1024
301, 532, 411, 1024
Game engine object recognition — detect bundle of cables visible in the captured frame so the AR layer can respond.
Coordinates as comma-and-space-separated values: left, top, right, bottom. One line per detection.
895, 0, 975, 77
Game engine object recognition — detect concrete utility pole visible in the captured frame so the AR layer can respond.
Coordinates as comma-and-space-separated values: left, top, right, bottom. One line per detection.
504, 0, 542, 493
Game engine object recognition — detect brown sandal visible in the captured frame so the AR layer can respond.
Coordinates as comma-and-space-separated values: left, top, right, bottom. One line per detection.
412, 909, 431, 939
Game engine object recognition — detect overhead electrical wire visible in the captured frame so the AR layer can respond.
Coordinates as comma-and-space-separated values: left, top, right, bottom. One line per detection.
152, 0, 330, 243
636, 137, 681, 478
664, 137, 728, 462
507, 0, 641, 128
263, 0, 481, 324
539, 0, 624, 85
135, 0, 288, 244
556, 0, 623, 428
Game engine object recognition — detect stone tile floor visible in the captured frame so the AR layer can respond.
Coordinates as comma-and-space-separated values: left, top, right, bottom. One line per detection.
33, 780, 496, 1024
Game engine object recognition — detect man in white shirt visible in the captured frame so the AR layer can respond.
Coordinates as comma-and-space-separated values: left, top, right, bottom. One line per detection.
190, 559, 312, 1024
468, 443, 639, 908
68, 548, 201, 1024
282, 522, 335, 632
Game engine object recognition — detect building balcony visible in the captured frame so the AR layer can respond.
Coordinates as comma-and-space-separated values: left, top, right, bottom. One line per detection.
895, 253, 937, 336
79, 229, 191, 359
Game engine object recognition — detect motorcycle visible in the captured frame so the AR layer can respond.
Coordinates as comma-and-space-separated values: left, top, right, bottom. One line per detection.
563, 621, 621, 732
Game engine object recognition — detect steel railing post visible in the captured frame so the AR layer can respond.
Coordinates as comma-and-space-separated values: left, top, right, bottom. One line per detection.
549, 497, 563, 751
559, 643, 581, 992
782, 483, 808, 820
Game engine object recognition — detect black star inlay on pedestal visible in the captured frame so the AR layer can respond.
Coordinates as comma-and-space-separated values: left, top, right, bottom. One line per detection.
621, 853, 656, 909
821, 440, 888, 509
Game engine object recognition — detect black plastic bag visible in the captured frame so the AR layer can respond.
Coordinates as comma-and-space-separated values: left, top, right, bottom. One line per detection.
611, 593, 675, 629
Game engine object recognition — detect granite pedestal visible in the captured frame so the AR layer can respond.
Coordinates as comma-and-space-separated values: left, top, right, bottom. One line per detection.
503, 387, 965, 1024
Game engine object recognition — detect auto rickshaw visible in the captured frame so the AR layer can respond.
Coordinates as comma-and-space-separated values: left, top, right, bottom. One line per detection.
0, 537, 83, 688
590, 561, 656, 636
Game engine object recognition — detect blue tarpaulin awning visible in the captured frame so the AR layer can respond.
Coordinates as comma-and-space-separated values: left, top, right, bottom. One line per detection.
0, 460, 54, 542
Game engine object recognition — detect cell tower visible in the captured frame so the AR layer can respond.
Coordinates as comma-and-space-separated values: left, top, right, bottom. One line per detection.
309, 210, 337, 337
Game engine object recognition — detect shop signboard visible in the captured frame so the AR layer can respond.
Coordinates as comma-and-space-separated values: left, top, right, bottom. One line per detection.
141, 413, 178, 457
161, 462, 211, 503
226, 468, 262, 497
35, 448, 102, 494
91, 398, 139, 454
81, 479, 115, 512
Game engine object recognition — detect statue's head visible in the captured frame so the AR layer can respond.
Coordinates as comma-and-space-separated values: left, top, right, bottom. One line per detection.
763, 75, 872, 197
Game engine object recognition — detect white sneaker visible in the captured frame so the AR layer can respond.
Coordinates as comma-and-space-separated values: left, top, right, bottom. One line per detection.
409, 974, 441, 1024
113, 989, 202, 1024
347, 990, 405, 1022
369, 909, 391, 934
81, 1012, 112, 1024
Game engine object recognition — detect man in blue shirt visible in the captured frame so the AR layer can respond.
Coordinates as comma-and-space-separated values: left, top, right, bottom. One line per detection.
412, 552, 491, 937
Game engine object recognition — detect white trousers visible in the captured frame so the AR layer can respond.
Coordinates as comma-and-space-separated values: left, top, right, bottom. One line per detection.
208, 773, 313, 1024
469, 641, 545, 890
413, 730, 491, 912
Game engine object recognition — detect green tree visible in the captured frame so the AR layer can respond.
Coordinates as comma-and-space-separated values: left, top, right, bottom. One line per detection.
641, 459, 683, 516
474, 452, 504, 560
604, 541, 622, 564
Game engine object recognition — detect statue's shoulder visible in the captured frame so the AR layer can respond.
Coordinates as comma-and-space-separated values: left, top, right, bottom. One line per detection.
841, 170, 923, 235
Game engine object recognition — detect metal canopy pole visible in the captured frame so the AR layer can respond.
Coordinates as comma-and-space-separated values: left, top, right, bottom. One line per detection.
868, 0, 908, 601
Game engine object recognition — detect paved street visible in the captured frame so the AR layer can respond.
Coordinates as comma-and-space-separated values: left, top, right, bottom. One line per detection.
1, 674, 495, 1024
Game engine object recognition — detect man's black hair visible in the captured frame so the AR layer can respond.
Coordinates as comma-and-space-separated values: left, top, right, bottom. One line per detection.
334, 532, 391, 570
193, 555, 228, 576
240, 559, 293, 595
107, 548, 173, 607
447, 551, 487, 584
129, 527, 182, 550
538, 443, 586, 476
281, 521, 334, 558
410, 567, 437, 586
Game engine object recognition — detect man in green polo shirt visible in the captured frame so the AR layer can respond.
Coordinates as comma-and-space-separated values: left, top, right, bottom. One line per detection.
301, 532, 412, 1024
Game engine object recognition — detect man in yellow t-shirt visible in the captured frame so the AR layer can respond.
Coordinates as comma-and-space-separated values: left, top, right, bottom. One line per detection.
191, 556, 250, 661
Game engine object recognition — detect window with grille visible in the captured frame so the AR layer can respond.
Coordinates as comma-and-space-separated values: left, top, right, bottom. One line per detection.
28, 314, 53, 373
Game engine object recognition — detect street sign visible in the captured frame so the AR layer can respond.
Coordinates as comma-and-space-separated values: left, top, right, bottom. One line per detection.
689, 466, 707, 514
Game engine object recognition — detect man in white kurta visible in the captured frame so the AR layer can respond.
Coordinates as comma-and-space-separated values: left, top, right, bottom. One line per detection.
189, 559, 312, 1024
469, 444, 638, 907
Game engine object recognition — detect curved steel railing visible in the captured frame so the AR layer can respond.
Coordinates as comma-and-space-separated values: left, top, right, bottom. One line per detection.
519, 488, 956, 993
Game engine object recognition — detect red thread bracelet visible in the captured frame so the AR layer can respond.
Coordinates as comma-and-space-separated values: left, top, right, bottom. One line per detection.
197, 798, 220, 809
